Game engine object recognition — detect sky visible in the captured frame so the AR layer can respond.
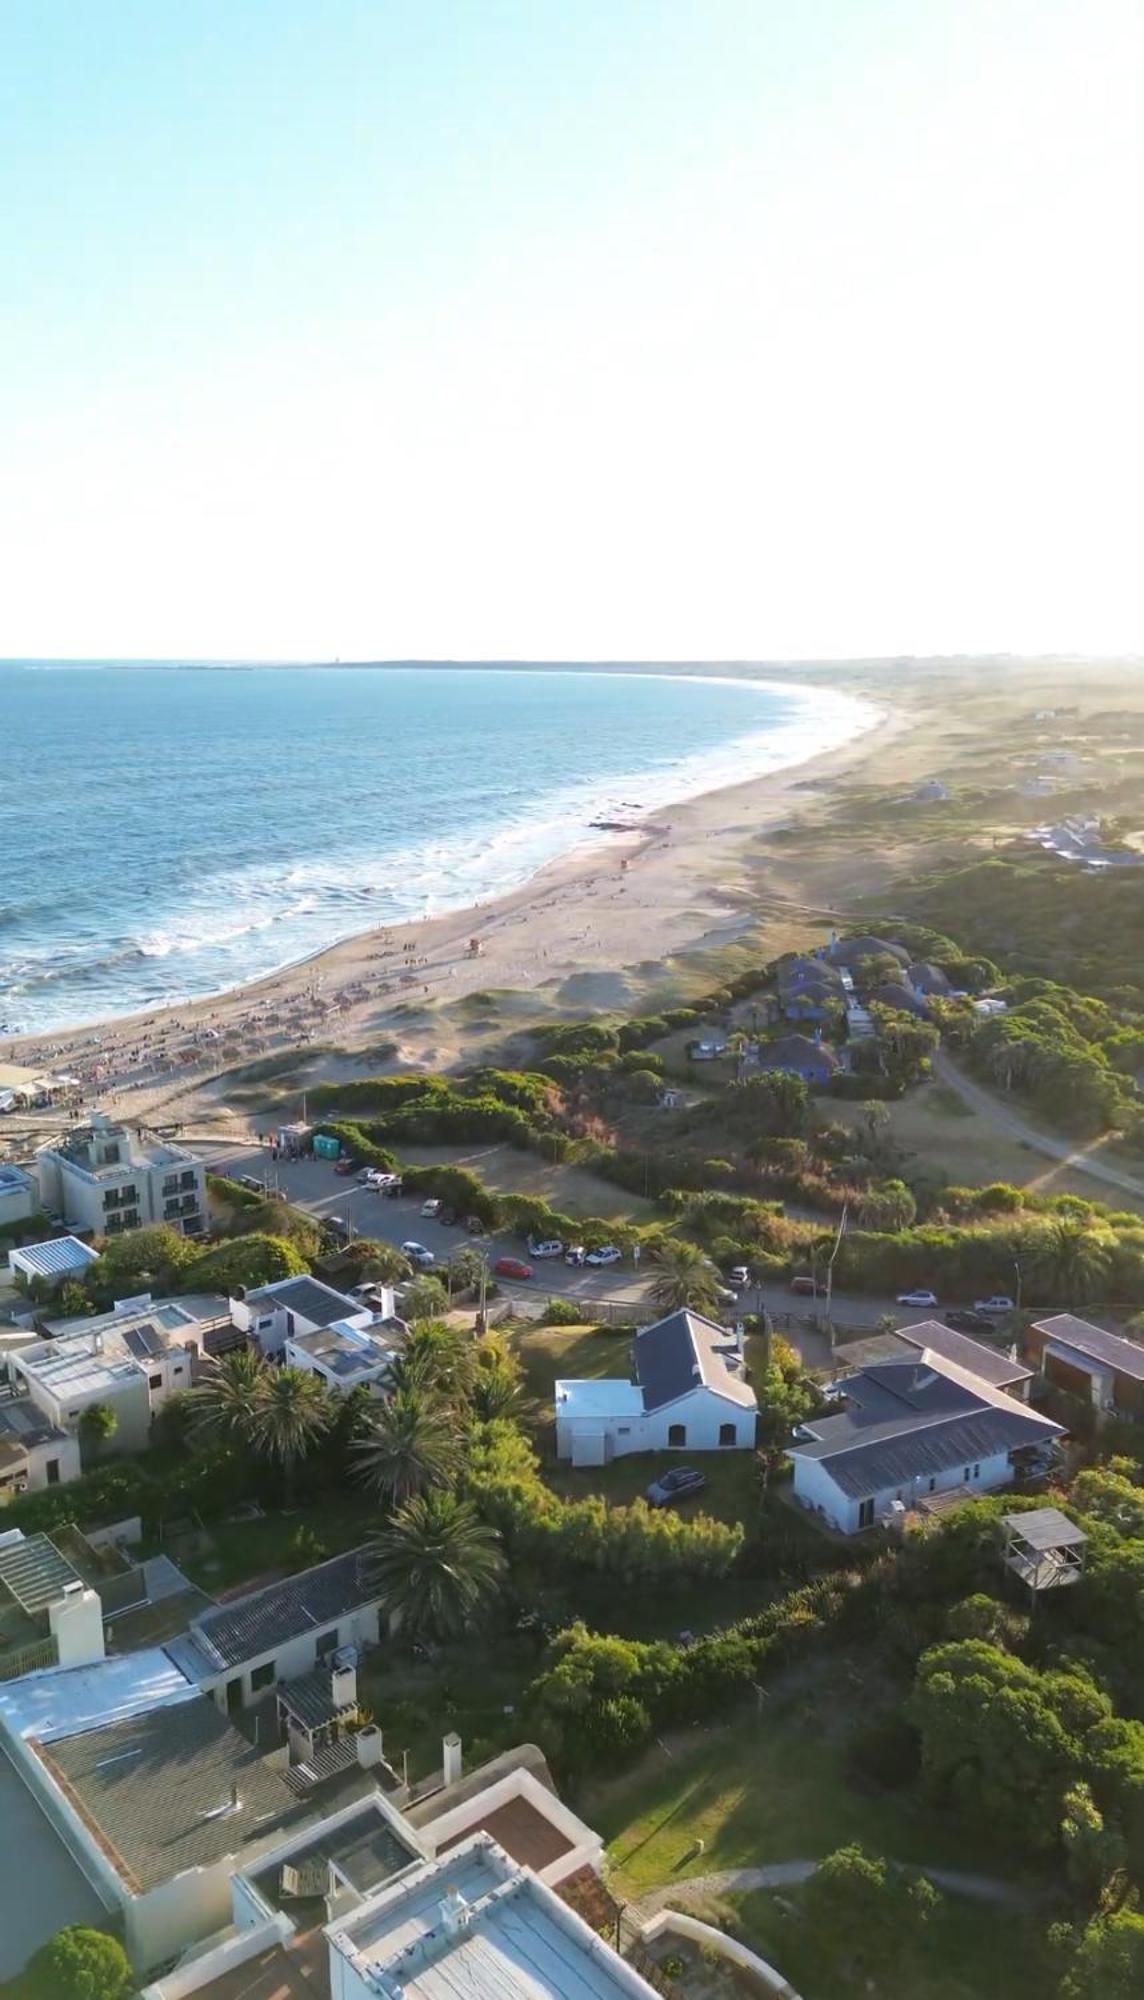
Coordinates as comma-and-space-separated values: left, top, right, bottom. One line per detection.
1, 0, 1140, 661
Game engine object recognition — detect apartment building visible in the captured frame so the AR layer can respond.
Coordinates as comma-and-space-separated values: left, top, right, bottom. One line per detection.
35, 1113, 206, 1239
9, 1298, 210, 1455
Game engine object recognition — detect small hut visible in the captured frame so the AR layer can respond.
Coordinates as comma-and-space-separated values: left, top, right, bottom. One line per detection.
1001, 1507, 1087, 1599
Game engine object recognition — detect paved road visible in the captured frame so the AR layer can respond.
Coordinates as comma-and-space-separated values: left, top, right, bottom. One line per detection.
199, 1142, 660, 1315
933, 1051, 1144, 1203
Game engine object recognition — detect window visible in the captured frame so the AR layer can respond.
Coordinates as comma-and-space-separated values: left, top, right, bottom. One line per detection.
667, 1424, 686, 1448
250, 1660, 276, 1692
45, 1459, 60, 1485
928, 1477, 936, 1493
972, 1463, 980, 1479
719, 1423, 737, 1447
857, 1498, 875, 1529
173, 1364, 184, 1377
149, 1374, 162, 1389
316, 1629, 339, 1663
963, 1467, 972, 1482
617, 1426, 631, 1436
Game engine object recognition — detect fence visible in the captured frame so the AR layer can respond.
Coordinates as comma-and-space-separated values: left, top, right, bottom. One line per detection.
0, 1634, 58, 1681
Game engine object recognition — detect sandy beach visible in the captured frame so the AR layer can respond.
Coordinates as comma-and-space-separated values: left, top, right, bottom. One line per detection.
0, 682, 915, 1131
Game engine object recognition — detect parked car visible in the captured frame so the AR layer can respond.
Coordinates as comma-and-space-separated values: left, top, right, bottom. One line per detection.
373, 1172, 400, 1191
564, 1245, 586, 1266
238, 1174, 267, 1194
421, 1198, 442, 1218
326, 1216, 352, 1243
335, 1158, 361, 1175
494, 1256, 533, 1280
365, 1169, 393, 1188
464, 1214, 485, 1234
729, 1265, 751, 1289
897, 1288, 939, 1308
646, 1466, 707, 1508
529, 1239, 564, 1259
943, 1308, 997, 1335
714, 1285, 737, 1305
402, 1241, 435, 1268
586, 1245, 621, 1266
975, 1294, 1016, 1316
790, 1274, 823, 1296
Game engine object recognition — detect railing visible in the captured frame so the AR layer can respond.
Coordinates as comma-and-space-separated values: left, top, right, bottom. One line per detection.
0, 1635, 58, 1681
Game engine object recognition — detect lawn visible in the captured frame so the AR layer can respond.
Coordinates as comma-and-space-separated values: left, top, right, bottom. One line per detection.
357, 1633, 541, 1785
587, 1657, 1020, 1901
514, 1321, 634, 1406
165, 1495, 380, 1596
544, 1448, 759, 1530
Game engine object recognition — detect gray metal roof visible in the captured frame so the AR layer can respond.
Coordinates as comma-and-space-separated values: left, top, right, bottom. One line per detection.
41, 1698, 297, 1892
791, 1357, 1061, 1500
0, 1533, 82, 1617
11, 1237, 98, 1279
1034, 1313, 1144, 1386
1002, 1506, 1088, 1550
279, 1667, 357, 1734
633, 1310, 754, 1412
896, 1319, 1032, 1388
245, 1276, 360, 1328
180, 1547, 378, 1672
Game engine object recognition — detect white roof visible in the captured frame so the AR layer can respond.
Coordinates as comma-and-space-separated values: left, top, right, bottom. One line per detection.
14, 1341, 143, 1403
554, 1378, 644, 1422
9, 1238, 99, 1280
0, 1648, 198, 1744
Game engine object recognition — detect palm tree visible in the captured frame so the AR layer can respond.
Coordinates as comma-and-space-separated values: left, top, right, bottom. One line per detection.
368, 1490, 506, 1642
353, 1389, 460, 1506
648, 1238, 721, 1315
1032, 1220, 1111, 1305
246, 1367, 332, 1499
388, 1320, 477, 1406
187, 1346, 268, 1449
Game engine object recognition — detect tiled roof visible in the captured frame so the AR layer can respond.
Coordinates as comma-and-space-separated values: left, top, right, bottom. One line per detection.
180, 1547, 378, 1672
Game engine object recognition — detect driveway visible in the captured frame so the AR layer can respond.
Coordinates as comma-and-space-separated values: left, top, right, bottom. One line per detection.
933, 1051, 1144, 1203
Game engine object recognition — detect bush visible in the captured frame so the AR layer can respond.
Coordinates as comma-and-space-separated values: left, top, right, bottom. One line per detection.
543, 1297, 583, 1326
12, 1925, 132, 1999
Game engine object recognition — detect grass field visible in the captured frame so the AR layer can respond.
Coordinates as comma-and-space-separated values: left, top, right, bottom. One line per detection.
397, 1141, 653, 1220
168, 1496, 379, 1595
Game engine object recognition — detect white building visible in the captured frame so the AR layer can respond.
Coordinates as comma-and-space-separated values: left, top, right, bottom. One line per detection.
0, 1165, 37, 1231
166, 1546, 386, 1711
231, 1274, 393, 1363
789, 1350, 1063, 1534
9, 1297, 209, 1455
555, 1309, 757, 1467
34, 1113, 206, 1240
0, 1397, 81, 1496
286, 1316, 403, 1395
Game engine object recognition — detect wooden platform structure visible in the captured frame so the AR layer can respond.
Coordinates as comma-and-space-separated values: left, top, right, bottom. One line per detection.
1001, 1507, 1087, 1597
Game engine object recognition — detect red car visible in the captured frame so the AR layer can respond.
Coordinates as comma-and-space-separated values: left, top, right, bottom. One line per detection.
493, 1256, 533, 1280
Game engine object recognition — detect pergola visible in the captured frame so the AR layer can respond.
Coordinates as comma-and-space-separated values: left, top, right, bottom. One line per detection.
1001, 1507, 1088, 1598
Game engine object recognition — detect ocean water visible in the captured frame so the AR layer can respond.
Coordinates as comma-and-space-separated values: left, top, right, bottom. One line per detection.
0, 664, 873, 1035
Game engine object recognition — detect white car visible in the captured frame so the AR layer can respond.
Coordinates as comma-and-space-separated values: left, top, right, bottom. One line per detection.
975, 1294, 1015, 1316
402, 1241, 436, 1268
529, 1238, 564, 1258
421, 1198, 442, 1218
897, 1288, 938, 1308
564, 1245, 586, 1266
586, 1245, 622, 1266
729, 1265, 751, 1289
364, 1169, 393, 1188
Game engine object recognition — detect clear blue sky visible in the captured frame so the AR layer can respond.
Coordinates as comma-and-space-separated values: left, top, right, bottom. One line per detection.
1, 0, 1139, 658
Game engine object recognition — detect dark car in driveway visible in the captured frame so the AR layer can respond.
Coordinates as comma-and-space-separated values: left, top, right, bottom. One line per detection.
943, 1308, 998, 1335
645, 1466, 707, 1508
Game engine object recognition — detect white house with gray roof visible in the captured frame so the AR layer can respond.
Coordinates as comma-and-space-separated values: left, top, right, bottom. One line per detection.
789, 1350, 1063, 1534
231, 1274, 394, 1363
554, 1309, 757, 1467
166, 1546, 385, 1710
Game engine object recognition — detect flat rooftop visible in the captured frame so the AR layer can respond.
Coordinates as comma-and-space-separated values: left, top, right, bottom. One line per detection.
290, 1321, 396, 1378
8, 1237, 99, 1281
48, 1122, 199, 1178
436, 1794, 575, 1875
249, 1798, 418, 1914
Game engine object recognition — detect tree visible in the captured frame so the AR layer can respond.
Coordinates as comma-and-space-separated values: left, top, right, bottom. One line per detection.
857, 1177, 917, 1231
447, 1244, 487, 1294
802, 1846, 901, 1978
77, 1402, 117, 1465
733, 1069, 809, 1137
183, 1232, 307, 1295
368, 1489, 506, 1641
1059, 1911, 1144, 1999
353, 1389, 459, 1507
389, 1319, 478, 1405
234, 1199, 321, 1261
246, 1367, 332, 1499
1031, 1219, 1113, 1304
15, 1924, 132, 2000
1060, 1780, 1126, 1901
648, 1238, 721, 1315
337, 1238, 412, 1285
401, 1275, 450, 1322
188, 1346, 268, 1450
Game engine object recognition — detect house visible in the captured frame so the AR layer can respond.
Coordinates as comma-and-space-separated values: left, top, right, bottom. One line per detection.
166, 1546, 386, 1710
1025, 1313, 1144, 1420
9, 1298, 208, 1455
555, 1308, 757, 1466
34, 1113, 206, 1239
826, 933, 912, 969
835, 1318, 1033, 1399
7, 1235, 100, 1291
0, 1396, 81, 1498
285, 1316, 403, 1395
231, 1274, 393, 1361
757, 1033, 841, 1086
869, 981, 934, 1019
0, 1166, 37, 1231
907, 961, 952, 997
687, 1037, 729, 1061
788, 1351, 1063, 1533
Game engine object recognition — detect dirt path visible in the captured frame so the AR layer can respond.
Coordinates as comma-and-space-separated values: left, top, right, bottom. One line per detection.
636, 1860, 1036, 1917
932, 1052, 1144, 1203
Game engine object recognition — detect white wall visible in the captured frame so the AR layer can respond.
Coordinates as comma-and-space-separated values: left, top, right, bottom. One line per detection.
26, 1431, 82, 1490
557, 1385, 755, 1463
0, 1179, 35, 1229
207, 1604, 382, 1709
792, 1446, 1016, 1534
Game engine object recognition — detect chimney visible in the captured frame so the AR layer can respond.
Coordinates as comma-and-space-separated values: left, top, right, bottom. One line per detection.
355, 1724, 384, 1769
440, 1885, 470, 1937
229, 1780, 241, 1812
442, 1732, 462, 1787
49, 1586, 105, 1669
331, 1662, 357, 1710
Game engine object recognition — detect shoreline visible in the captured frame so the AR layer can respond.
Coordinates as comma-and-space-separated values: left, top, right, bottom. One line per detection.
4, 676, 881, 1049
3, 685, 913, 1120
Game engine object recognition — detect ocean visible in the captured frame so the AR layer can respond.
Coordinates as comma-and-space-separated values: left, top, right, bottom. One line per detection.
0, 664, 873, 1035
